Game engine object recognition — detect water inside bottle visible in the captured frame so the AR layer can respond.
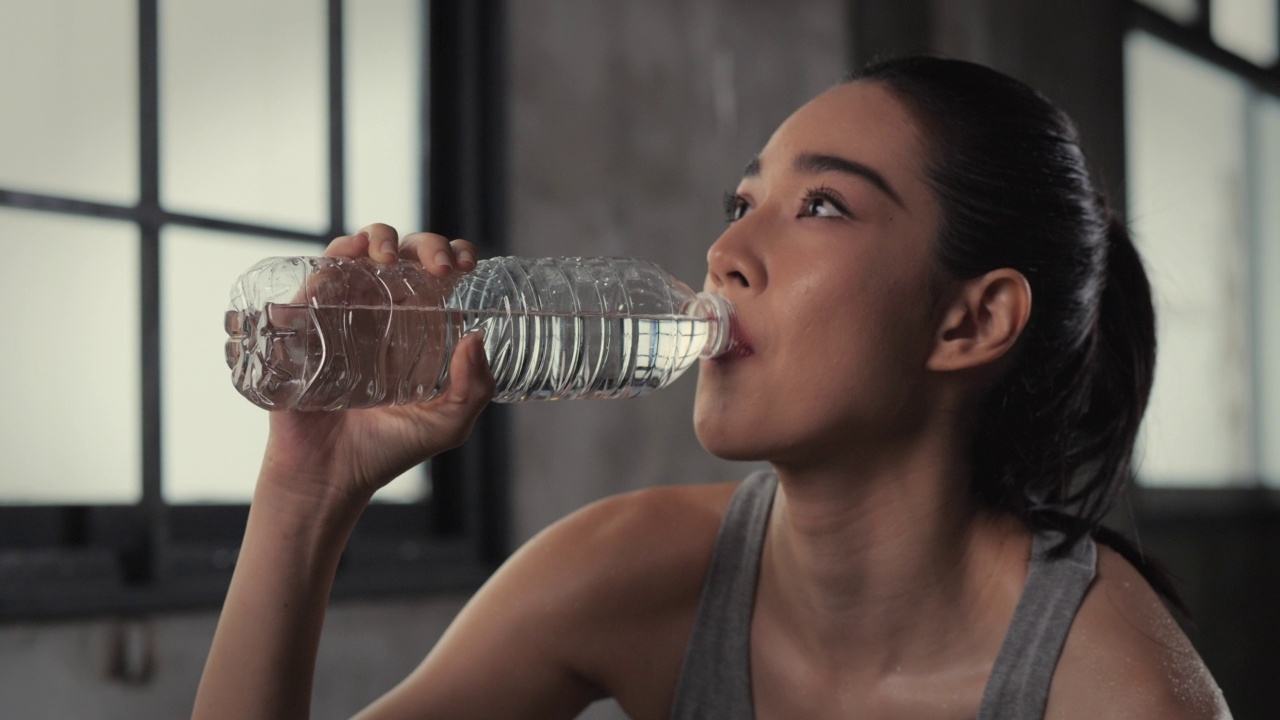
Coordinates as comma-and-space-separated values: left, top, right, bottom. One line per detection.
472, 309, 710, 402
226, 303, 711, 409
225, 303, 453, 410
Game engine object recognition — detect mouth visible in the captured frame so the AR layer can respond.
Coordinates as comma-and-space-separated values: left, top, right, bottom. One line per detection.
708, 316, 754, 361
717, 342, 753, 360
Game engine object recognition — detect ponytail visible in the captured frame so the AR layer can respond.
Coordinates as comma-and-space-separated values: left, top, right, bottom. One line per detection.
1066, 214, 1156, 528
850, 57, 1187, 613
1062, 215, 1189, 615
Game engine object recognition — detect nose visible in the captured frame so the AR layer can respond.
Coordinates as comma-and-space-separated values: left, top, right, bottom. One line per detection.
706, 221, 765, 294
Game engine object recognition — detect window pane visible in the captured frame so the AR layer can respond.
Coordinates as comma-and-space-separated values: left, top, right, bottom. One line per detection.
1211, 0, 1279, 66
1125, 32, 1252, 486
160, 0, 327, 232
162, 227, 426, 503
1136, 0, 1200, 24
1256, 93, 1280, 486
345, 0, 423, 235
0, 208, 140, 503
161, 227, 310, 502
0, 0, 137, 204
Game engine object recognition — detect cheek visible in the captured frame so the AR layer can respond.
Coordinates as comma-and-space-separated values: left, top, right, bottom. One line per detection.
775, 270, 935, 415
691, 257, 939, 459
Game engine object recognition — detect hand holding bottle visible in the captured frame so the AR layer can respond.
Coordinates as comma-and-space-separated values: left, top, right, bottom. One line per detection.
255, 224, 495, 512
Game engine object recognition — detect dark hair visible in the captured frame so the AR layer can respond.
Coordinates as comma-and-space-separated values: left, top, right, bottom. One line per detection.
848, 57, 1183, 609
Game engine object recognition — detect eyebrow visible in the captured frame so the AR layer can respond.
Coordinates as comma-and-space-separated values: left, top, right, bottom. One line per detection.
742, 152, 906, 209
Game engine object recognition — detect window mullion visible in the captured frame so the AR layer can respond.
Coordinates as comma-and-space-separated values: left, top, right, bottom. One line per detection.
1244, 87, 1265, 477
328, 0, 346, 238
1194, 0, 1212, 33
138, 0, 166, 585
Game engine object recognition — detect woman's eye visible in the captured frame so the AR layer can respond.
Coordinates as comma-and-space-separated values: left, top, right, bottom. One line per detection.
802, 191, 847, 218
722, 192, 749, 222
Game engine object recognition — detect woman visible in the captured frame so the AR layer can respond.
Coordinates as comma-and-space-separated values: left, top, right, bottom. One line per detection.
193, 57, 1230, 719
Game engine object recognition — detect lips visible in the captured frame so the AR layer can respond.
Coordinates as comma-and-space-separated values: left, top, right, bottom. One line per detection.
714, 315, 754, 360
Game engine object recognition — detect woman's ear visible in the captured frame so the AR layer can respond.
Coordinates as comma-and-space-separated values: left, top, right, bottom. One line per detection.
926, 268, 1031, 372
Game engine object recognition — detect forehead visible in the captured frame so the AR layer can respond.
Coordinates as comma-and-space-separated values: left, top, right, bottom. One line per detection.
757, 81, 929, 189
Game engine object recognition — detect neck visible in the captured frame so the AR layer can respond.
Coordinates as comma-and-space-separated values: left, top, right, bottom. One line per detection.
761, 433, 1026, 676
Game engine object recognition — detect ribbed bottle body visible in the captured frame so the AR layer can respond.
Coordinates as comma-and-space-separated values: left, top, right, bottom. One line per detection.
459, 257, 710, 402
225, 256, 458, 410
225, 256, 726, 410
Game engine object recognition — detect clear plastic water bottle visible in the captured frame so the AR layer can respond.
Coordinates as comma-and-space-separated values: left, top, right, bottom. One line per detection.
225, 256, 736, 410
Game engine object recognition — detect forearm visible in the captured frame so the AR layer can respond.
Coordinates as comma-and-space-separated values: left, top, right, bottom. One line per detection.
192, 477, 366, 720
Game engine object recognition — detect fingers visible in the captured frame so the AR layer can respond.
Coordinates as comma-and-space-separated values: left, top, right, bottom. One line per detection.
323, 223, 403, 264
324, 225, 479, 276
446, 330, 494, 403
400, 232, 479, 276
323, 230, 372, 259
429, 331, 495, 446
362, 223, 402, 263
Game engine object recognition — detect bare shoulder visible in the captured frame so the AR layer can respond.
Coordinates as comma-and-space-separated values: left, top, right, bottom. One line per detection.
1047, 542, 1232, 720
360, 481, 741, 719
479, 480, 742, 715
523, 480, 741, 617
463, 479, 741, 646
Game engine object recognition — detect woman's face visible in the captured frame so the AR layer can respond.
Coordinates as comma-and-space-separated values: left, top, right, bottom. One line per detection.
694, 81, 946, 467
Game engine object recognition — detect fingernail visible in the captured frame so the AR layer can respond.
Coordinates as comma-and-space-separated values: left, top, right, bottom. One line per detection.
380, 240, 397, 257
457, 249, 476, 267
434, 250, 454, 269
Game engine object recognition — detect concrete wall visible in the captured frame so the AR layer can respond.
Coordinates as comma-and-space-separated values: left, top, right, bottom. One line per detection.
504, 0, 846, 542
0, 2, 849, 718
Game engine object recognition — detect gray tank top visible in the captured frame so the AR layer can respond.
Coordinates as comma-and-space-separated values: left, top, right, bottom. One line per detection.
669, 471, 1097, 720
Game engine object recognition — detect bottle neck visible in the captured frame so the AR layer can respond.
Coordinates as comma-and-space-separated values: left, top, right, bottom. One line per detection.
686, 292, 737, 358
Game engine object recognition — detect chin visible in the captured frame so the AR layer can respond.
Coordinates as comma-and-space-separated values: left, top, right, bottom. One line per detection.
700, 441, 766, 463
693, 413, 772, 462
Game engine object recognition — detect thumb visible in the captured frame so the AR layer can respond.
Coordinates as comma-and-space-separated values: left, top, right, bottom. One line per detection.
441, 330, 495, 410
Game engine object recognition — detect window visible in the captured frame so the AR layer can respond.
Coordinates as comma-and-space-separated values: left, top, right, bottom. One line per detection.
0, 0, 507, 618
1126, 0, 1280, 487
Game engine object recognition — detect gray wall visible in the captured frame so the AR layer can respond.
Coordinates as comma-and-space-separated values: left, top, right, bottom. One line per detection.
505, 0, 846, 542
0, 2, 849, 718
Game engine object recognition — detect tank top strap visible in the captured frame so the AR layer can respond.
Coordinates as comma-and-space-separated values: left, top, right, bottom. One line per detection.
668, 474, 1096, 720
668, 470, 777, 720
976, 530, 1098, 720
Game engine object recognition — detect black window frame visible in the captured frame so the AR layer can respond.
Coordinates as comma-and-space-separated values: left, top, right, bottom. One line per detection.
1130, 0, 1280, 95
0, 0, 508, 621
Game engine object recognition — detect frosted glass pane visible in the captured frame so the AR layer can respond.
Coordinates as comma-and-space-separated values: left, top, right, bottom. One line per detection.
1126, 32, 1252, 486
1256, 94, 1280, 486
1211, 0, 1279, 66
0, 0, 137, 204
0, 208, 140, 503
1136, 0, 1200, 24
160, 0, 328, 232
162, 228, 426, 503
345, 0, 423, 235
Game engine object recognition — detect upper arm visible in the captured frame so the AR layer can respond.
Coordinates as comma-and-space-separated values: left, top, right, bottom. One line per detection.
352, 484, 727, 720
1047, 545, 1232, 720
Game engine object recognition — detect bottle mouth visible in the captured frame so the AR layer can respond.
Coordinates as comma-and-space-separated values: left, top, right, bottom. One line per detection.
685, 292, 738, 358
